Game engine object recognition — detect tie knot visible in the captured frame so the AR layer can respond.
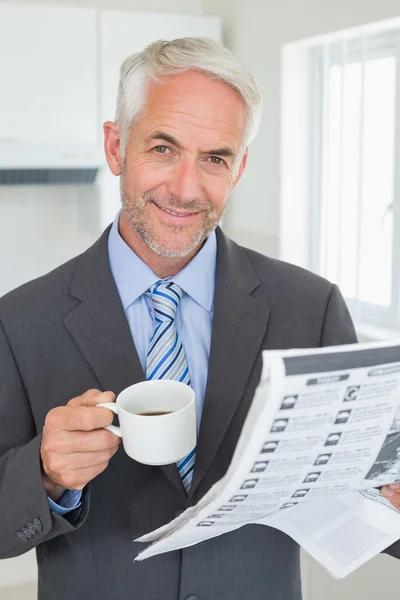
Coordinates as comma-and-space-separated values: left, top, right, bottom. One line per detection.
147, 281, 184, 322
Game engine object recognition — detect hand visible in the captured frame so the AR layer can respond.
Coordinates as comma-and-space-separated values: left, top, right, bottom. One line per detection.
40, 389, 121, 501
381, 483, 400, 510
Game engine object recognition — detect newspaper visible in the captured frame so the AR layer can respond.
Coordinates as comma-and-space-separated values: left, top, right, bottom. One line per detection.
134, 340, 400, 578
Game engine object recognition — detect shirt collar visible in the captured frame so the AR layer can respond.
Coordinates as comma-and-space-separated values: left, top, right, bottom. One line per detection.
108, 211, 217, 312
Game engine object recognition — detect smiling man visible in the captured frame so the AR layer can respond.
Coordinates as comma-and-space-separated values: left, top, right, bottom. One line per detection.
1, 37, 400, 600
107, 67, 248, 278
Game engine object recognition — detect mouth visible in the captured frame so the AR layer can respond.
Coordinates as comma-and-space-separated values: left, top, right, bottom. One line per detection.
151, 201, 203, 224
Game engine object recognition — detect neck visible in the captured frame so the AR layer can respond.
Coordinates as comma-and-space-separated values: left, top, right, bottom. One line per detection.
118, 211, 201, 279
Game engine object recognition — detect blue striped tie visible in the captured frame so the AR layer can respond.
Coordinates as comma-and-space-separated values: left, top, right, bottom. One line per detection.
146, 281, 196, 492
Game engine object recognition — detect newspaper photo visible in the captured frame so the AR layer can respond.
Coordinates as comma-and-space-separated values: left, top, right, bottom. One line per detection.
134, 340, 400, 578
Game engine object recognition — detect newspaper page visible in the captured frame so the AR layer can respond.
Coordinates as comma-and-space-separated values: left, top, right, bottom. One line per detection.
134, 341, 400, 578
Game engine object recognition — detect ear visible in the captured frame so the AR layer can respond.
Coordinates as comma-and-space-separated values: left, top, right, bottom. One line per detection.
103, 121, 122, 176
232, 147, 249, 188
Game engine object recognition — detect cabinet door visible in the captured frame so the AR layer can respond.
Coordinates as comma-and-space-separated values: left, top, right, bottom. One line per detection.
0, 3, 97, 146
99, 11, 222, 227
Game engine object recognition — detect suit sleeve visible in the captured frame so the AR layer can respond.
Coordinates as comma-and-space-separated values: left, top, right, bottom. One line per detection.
0, 318, 90, 559
320, 284, 358, 347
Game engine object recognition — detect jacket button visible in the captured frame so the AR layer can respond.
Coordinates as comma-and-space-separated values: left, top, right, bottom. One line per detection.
26, 522, 36, 536
16, 531, 28, 542
186, 596, 200, 600
32, 517, 42, 532
20, 527, 32, 540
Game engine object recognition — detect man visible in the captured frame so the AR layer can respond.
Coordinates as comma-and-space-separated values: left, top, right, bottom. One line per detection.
0, 37, 399, 600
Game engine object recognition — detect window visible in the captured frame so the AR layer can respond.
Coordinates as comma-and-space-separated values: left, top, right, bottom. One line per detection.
310, 32, 400, 331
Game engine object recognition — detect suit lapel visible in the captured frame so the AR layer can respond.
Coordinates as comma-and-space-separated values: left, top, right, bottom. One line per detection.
189, 230, 271, 497
63, 226, 185, 496
64, 277, 144, 397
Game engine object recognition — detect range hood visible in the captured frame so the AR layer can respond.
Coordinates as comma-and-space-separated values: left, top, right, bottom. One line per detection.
0, 144, 105, 185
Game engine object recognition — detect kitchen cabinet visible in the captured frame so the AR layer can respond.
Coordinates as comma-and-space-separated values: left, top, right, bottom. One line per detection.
0, 3, 97, 147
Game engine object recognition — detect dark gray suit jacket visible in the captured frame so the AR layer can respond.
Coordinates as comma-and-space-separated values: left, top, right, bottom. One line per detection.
0, 225, 383, 599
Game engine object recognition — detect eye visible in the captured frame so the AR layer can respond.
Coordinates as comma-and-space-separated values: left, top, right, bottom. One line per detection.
153, 146, 170, 154
208, 156, 226, 166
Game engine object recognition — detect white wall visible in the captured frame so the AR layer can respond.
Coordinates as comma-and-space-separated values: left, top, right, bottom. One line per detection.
0, 183, 101, 600
3, 0, 202, 14
0, 184, 101, 297
203, 0, 400, 259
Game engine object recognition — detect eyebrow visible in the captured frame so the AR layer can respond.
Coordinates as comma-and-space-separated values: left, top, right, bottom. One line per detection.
146, 131, 237, 161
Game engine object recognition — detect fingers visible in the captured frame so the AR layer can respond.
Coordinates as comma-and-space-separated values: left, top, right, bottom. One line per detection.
382, 483, 400, 496
42, 428, 121, 454
41, 440, 120, 491
46, 460, 112, 491
45, 403, 115, 432
68, 389, 116, 408
381, 484, 400, 509
68, 390, 117, 427
46, 444, 120, 473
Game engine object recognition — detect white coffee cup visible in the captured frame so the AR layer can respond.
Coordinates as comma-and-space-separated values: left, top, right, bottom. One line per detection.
97, 380, 196, 466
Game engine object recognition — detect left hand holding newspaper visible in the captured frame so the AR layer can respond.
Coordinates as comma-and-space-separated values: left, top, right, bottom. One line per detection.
382, 482, 400, 507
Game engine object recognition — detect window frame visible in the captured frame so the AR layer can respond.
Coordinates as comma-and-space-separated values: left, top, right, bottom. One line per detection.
309, 30, 400, 332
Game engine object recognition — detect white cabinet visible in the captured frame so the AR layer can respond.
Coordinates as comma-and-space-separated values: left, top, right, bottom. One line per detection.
0, 3, 97, 147
98, 11, 222, 228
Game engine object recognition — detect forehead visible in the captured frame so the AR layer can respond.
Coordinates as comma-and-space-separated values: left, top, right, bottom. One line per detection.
136, 71, 247, 147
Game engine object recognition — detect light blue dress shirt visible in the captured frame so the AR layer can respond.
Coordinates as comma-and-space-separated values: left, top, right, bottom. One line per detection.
50, 210, 217, 514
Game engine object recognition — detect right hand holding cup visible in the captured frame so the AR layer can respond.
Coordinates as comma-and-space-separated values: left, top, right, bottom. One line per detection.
40, 389, 121, 500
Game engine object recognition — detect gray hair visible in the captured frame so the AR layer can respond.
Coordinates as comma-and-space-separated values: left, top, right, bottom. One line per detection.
115, 37, 263, 158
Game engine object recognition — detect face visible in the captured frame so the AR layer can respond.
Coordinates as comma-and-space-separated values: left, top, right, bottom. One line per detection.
105, 71, 248, 259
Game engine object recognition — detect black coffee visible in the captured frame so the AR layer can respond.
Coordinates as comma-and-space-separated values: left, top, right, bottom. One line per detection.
138, 411, 173, 416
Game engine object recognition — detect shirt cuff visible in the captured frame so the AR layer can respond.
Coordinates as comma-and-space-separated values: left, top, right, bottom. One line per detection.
48, 489, 82, 515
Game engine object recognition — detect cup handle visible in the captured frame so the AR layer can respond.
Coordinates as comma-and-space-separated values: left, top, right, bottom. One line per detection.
96, 402, 122, 438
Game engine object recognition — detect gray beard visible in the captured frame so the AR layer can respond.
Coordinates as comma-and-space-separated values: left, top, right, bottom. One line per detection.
120, 177, 227, 258
133, 220, 212, 258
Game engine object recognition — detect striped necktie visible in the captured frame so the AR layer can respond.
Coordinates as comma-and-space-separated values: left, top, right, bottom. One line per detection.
146, 281, 196, 492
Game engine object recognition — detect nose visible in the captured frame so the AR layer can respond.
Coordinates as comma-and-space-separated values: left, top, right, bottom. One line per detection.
167, 158, 203, 203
